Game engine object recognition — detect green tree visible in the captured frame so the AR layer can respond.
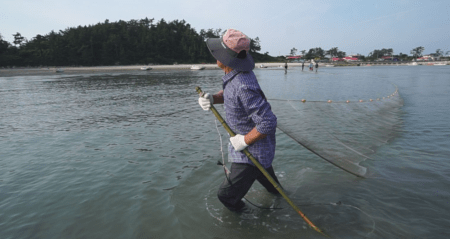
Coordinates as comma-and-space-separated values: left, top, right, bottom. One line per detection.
0, 19, 277, 67
200, 28, 222, 38
434, 49, 444, 61
336, 50, 346, 58
250, 37, 261, 53
305, 47, 325, 60
12, 32, 25, 47
327, 47, 337, 59
0, 33, 21, 66
326, 47, 346, 60
397, 52, 408, 60
0, 33, 9, 54
410, 46, 424, 59
369, 48, 393, 59
0, 33, 11, 65
24, 34, 49, 65
290, 47, 297, 56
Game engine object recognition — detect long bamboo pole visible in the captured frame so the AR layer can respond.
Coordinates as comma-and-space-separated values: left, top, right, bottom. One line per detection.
196, 86, 328, 237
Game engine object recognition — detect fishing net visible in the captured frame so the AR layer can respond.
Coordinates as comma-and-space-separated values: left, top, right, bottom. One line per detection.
267, 88, 403, 178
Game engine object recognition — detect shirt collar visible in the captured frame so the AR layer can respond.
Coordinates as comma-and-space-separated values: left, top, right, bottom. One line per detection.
222, 69, 241, 89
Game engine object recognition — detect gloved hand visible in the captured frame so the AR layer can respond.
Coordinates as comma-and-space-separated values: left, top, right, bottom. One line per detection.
230, 134, 248, 151
198, 93, 214, 111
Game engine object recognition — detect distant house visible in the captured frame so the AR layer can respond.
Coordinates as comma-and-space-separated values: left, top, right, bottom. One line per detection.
286, 55, 303, 62
342, 57, 359, 62
428, 53, 441, 61
332, 54, 361, 62
417, 55, 434, 61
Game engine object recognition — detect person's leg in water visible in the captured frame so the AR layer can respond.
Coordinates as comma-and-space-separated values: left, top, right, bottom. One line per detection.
255, 166, 282, 194
217, 163, 256, 211
217, 164, 282, 211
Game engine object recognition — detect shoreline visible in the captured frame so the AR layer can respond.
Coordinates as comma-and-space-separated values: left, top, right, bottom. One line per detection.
1, 61, 448, 77
0, 64, 220, 77
0, 62, 342, 77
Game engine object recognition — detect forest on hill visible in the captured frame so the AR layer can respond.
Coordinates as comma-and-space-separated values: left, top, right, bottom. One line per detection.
0, 18, 279, 67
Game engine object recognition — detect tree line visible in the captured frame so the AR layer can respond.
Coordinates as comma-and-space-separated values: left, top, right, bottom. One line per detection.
289, 46, 449, 61
0, 18, 278, 67
290, 47, 347, 60
365, 47, 447, 61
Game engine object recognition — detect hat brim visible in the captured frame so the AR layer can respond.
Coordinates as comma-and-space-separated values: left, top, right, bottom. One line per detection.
206, 38, 255, 71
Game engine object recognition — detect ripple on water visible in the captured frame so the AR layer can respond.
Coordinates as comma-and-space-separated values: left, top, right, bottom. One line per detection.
2, 68, 450, 238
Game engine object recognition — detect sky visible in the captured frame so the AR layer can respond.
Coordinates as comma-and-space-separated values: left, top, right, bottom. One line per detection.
1, 0, 450, 56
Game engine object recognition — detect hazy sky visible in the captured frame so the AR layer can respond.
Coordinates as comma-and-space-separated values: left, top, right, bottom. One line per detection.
1, 0, 450, 56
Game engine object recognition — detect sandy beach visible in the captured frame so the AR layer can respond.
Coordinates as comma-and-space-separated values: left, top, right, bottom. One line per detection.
1, 61, 447, 77
0, 63, 305, 77
0, 64, 218, 77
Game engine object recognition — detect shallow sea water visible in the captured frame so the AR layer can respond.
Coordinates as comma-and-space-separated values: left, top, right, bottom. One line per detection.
1, 65, 449, 238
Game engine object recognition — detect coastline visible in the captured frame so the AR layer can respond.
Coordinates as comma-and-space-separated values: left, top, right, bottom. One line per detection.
0, 63, 319, 77
1, 61, 448, 77
0, 64, 220, 77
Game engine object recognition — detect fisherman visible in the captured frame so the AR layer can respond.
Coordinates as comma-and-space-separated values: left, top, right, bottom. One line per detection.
284, 61, 288, 73
315, 62, 319, 72
309, 61, 314, 71
302, 61, 305, 71
198, 29, 281, 212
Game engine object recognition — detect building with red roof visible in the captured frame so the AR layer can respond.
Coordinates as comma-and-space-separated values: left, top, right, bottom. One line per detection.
286, 55, 302, 59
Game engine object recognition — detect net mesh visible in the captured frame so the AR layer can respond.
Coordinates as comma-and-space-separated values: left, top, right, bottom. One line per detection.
268, 89, 403, 177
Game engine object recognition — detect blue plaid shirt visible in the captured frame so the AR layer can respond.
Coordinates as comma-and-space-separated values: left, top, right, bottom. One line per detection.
223, 70, 277, 168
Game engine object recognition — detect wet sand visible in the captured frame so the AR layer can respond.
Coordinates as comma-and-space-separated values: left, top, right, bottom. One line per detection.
0, 63, 315, 77
3, 61, 445, 77
0, 64, 219, 77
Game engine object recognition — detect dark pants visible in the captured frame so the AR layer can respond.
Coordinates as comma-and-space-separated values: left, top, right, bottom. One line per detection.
217, 163, 281, 211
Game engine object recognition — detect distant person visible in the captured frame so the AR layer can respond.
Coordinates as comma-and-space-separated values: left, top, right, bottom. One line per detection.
315, 62, 319, 72
284, 62, 288, 73
302, 62, 304, 71
309, 61, 313, 71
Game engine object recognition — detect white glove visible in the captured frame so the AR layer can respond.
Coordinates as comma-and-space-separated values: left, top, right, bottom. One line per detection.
230, 134, 248, 152
198, 93, 214, 111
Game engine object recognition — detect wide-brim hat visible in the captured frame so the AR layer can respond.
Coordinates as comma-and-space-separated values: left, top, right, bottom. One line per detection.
206, 29, 255, 71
